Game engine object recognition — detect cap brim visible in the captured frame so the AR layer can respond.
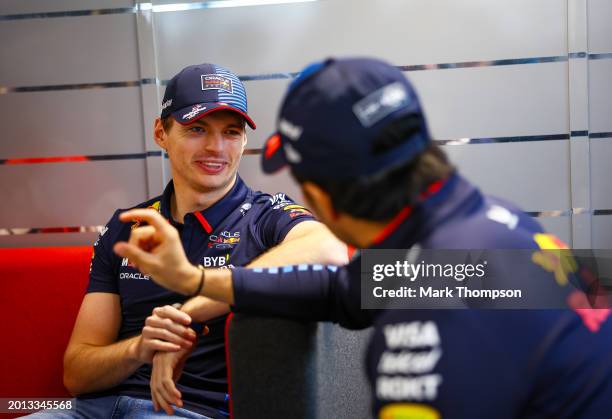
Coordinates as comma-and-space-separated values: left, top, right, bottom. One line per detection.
172, 103, 256, 129
261, 133, 288, 174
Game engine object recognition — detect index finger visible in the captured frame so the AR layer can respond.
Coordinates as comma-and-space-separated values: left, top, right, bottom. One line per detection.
119, 209, 171, 233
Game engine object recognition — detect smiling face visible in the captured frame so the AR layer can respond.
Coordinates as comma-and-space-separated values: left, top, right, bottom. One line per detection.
155, 110, 247, 194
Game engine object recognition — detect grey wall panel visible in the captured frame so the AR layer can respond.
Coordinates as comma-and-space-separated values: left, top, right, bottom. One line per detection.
154, 0, 567, 79
592, 215, 612, 249
0, 14, 139, 86
410, 63, 569, 139
0, 161, 148, 228
141, 84, 165, 152
1, 87, 145, 158
442, 140, 570, 212
0, 0, 593, 248
0, 1, 133, 15
588, 60, 612, 133
536, 215, 572, 246
0, 232, 99, 248
146, 156, 166, 198
162, 154, 172, 185
588, 0, 612, 53
589, 139, 612, 210
242, 63, 570, 149
242, 79, 288, 149
238, 155, 306, 206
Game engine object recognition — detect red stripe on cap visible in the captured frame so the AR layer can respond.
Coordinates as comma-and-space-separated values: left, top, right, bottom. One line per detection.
224, 312, 235, 419
194, 212, 213, 233
420, 179, 445, 198
264, 134, 281, 159
347, 245, 357, 259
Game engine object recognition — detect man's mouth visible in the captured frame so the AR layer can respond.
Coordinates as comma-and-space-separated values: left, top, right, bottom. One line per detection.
195, 160, 227, 175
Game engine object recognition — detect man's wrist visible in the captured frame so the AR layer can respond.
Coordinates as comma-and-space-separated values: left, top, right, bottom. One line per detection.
127, 336, 144, 364
189, 265, 205, 297
181, 264, 203, 296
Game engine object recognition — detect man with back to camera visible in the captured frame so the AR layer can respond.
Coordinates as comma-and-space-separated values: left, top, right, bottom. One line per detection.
115, 57, 612, 418
27, 63, 346, 419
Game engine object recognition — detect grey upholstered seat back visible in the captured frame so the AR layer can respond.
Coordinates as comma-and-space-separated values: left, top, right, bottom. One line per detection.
227, 314, 373, 419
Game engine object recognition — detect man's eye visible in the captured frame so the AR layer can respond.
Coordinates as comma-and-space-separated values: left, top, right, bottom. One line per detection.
189, 127, 205, 133
226, 130, 242, 137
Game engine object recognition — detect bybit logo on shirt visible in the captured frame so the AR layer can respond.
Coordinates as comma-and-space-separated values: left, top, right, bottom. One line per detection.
202, 254, 235, 269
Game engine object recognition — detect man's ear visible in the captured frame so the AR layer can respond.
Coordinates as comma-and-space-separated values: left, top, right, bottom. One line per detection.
301, 181, 339, 221
154, 117, 167, 150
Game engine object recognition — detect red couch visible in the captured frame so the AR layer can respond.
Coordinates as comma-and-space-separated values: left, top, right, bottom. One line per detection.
0, 246, 370, 419
0, 246, 91, 417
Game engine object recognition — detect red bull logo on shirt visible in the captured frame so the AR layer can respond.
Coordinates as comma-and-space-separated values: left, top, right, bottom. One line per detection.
131, 201, 161, 230
208, 231, 241, 249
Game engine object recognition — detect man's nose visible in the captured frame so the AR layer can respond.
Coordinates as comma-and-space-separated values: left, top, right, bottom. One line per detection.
204, 131, 224, 152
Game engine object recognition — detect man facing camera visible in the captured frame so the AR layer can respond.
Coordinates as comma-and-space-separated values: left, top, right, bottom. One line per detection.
117, 57, 612, 418
28, 63, 346, 419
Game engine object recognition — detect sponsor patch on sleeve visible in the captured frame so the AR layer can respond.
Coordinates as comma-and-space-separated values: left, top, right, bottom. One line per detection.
283, 204, 312, 218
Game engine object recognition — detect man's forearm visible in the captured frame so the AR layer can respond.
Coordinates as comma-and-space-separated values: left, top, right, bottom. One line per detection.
63, 335, 142, 396
181, 296, 230, 323
194, 264, 362, 325
250, 221, 347, 267
182, 227, 345, 322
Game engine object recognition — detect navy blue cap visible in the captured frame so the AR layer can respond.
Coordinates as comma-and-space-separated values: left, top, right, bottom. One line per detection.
262, 57, 430, 179
161, 63, 256, 129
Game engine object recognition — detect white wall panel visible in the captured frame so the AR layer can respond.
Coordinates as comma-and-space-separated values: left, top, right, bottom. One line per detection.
537, 216, 572, 245
238, 155, 306, 206
0, 1, 133, 15
592, 215, 612, 249
442, 140, 570, 212
141, 84, 166, 151
238, 62, 570, 149
409, 63, 569, 139
242, 79, 288, 148
146, 155, 166, 198
590, 140, 612, 210
0, 162, 148, 228
588, 60, 612, 133
0, 14, 139, 86
1, 87, 145, 157
588, 0, 612, 53
154, 0, 567, 79
0, 0, 601, 248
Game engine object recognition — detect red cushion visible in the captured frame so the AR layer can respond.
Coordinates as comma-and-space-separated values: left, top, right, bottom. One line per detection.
0, 246, 91, 404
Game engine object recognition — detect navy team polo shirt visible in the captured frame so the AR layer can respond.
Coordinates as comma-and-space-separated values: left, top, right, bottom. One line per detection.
86, 175, 315, 418
230, 174, 612, 418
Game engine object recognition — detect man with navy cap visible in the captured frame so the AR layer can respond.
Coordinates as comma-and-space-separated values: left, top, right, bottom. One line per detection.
42, 63, 346, 419
115, 58, 612, 418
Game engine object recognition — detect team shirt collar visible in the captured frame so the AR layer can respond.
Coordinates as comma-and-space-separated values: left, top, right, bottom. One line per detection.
371, 173, 483, 249
159, 175, 250, 233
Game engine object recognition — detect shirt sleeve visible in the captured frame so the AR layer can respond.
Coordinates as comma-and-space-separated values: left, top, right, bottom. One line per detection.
253, 193, 316, 248
87, 210, 122, 294
231, 261, 376, 330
